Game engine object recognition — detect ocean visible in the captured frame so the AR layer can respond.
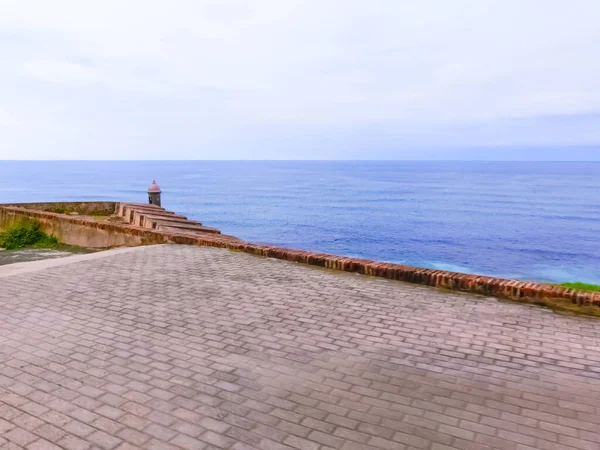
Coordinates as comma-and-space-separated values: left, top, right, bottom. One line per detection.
0, 161, 598, 284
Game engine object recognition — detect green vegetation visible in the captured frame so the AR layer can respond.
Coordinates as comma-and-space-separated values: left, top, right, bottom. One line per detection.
0, 221, 59, 250
560, 282, 600, 293
47, 206, 78, 215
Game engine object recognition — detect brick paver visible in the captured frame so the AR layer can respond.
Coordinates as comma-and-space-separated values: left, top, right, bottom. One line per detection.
1, 245, 600, 450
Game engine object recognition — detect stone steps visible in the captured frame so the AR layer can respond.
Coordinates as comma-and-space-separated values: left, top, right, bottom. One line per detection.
139, 214, 203, 229
132, 211, 188, 228
116, 202, 221, 235
155, 222, 220, 234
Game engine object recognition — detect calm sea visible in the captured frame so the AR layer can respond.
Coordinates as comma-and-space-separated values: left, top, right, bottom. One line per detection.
0, 161, 598, 284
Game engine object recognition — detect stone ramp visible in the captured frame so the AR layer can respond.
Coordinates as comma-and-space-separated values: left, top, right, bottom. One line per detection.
1, 245, 599, 450
0, 245, 156, 278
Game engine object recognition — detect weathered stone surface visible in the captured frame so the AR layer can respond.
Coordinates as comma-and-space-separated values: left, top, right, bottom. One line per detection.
1, 245, 599, 450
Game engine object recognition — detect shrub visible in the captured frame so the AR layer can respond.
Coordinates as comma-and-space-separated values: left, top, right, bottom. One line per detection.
0, 221, 59, 250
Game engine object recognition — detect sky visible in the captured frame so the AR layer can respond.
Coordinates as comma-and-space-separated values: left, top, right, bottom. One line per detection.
0, 0, 599, 160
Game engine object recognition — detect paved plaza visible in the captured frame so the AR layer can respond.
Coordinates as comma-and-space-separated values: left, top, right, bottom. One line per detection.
0, 245, 599, 450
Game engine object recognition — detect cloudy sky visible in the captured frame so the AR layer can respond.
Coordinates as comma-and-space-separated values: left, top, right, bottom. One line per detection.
0, 0, 599, 160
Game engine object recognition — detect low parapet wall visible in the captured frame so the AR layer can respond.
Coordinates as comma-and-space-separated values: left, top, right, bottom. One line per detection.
176, 234, 600, 309
1, 201, 598, 310
0, 203, 163, 248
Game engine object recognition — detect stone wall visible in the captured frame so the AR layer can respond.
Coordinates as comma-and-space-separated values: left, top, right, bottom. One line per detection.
0, 203, 164, 248
2, 202, 116, 216
1, 201, 598, 309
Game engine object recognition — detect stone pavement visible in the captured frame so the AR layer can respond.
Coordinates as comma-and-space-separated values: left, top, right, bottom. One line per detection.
1, 245, 599, 450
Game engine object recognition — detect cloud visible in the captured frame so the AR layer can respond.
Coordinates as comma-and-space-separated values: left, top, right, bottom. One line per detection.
0, 0, 599, 159
23, 60, 100, 86
0, 108, 17, 128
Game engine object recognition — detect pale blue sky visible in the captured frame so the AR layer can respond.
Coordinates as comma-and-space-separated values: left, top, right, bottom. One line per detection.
0, 0, 599, 160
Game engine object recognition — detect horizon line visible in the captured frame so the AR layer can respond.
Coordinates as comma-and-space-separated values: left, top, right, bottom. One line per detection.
1, 159, 600, 163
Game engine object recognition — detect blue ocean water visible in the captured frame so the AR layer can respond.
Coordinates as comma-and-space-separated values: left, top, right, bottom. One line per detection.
0, 161, 598, 284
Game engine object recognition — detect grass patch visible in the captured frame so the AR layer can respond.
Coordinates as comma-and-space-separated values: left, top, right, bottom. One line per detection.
0, 221, 59, 250
559, 282, 600, 293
